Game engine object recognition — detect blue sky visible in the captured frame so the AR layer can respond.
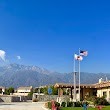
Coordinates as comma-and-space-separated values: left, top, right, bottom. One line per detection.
0, 0, 110, 73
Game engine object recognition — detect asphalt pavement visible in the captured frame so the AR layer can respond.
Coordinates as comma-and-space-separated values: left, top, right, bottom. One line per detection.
0, 102, 48, 110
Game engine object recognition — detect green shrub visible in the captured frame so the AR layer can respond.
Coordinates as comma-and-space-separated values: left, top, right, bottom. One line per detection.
61, 102, 66, 107
74, 101, 83, 107
47, 101, 60, 109
94, 96, 109, 105
48, 101, 52, 109
67, 101, 73, 107
28, 92, 33, 97
85, 96, 109, 106
55, 102, 60, 107
85, 96, 98, 103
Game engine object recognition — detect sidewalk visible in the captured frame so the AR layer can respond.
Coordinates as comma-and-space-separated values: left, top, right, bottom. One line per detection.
42, 106, 50, 110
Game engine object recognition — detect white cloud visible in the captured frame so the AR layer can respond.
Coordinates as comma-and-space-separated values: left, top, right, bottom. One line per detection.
17, 56, 21, 60
0, 50, 6, 61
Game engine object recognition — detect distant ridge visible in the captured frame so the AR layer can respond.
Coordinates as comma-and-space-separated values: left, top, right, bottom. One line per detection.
0, 63, 109, 88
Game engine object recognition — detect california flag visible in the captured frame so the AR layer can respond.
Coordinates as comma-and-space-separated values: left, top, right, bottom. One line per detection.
74, 54, 83, 61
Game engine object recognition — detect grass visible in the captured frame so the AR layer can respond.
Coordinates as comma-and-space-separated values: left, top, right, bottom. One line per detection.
60, 106, 110, 110
60, 107, 95, 110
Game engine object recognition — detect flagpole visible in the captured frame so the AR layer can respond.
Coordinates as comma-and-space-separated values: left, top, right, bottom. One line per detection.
73, 53, 76, 102
79, 48, 80, 101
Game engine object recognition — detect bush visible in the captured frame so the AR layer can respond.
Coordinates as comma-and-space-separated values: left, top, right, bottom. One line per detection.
61, 102, 66, 107
47, 101, 60, 109
67, 101, 73, 107
28, 92, 33, 97
85, 96, 109, 106
48, 101, 52, 109
55, 102, 60, 110
55, 102, 60, 107
74, 101, 83, 107
32, 98, 38, 102
94, 97, 109, 105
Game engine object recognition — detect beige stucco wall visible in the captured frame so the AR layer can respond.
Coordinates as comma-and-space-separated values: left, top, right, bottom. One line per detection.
58, 88, 63, 97
2, 89, 5, 92
75, 88, 96, 101
97, 87, 110, 101
79, 88, 96, 100
17, 89, 31, 93
13, 93, 28, 96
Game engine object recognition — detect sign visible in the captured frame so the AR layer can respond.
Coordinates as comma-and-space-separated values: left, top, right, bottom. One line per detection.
48, 88, 52, 94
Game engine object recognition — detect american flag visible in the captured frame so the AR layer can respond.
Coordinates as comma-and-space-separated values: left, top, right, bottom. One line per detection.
80, 50, 88, 56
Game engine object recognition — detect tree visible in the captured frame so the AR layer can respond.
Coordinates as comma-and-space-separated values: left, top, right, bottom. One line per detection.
8, 87, 14, 93
44, 86, 48, 94
34, 88, 39, 93
63, 88, 67, 95
5, 87, 14, 95
34, 85, 58, 95
28, 92, 33, 97
49, 85, 58, 95
5, 89, 10, 95
40, 88, 44, 93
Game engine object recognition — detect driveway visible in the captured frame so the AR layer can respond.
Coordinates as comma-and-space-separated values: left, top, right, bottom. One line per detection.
0, 102, 47, 110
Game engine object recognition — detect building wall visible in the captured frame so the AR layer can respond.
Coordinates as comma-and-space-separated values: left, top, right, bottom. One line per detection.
58, 88, 63, 97
17, 89, 31, 93
97, 87, 110, 101
2, 88, 5, 92
13, 93, 29, 96
80, 88, 96, 100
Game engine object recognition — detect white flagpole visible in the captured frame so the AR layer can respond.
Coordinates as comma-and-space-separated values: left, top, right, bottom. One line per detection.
78, 48, 80, 101
73, 54, 76, 102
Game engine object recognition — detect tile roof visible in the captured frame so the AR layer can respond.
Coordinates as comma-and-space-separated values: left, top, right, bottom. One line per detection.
54, 81, 110, 89
17, 86, 32, 90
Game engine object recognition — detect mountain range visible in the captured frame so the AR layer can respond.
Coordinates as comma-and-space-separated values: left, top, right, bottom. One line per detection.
0, 63, 109, 88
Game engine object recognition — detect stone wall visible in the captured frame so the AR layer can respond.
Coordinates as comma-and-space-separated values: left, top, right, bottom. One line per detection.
12, 96, 20, 102
38, 95, 58, 101
33, 94, 69, 102
0, 95, 32, 102
33, 94, 58, 101
0, 96, 12, 102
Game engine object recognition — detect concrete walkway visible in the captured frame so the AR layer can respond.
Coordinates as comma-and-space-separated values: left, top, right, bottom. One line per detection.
0, 102, 47, 110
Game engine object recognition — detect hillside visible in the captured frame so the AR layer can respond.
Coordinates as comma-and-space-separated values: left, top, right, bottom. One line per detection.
0, 63, 109, 88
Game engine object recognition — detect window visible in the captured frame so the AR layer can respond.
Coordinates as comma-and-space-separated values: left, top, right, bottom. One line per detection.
103, 92, 107, 97
76, 90, 78, 93
93, 92, 97, 96
86, 92, 90, 96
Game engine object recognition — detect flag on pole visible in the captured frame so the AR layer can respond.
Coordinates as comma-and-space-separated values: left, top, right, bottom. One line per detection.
80, 50, 88, 56
74, 54, 83, 61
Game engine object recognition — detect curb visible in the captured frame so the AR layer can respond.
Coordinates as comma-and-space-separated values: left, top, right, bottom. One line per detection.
42, 107, 50, 110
